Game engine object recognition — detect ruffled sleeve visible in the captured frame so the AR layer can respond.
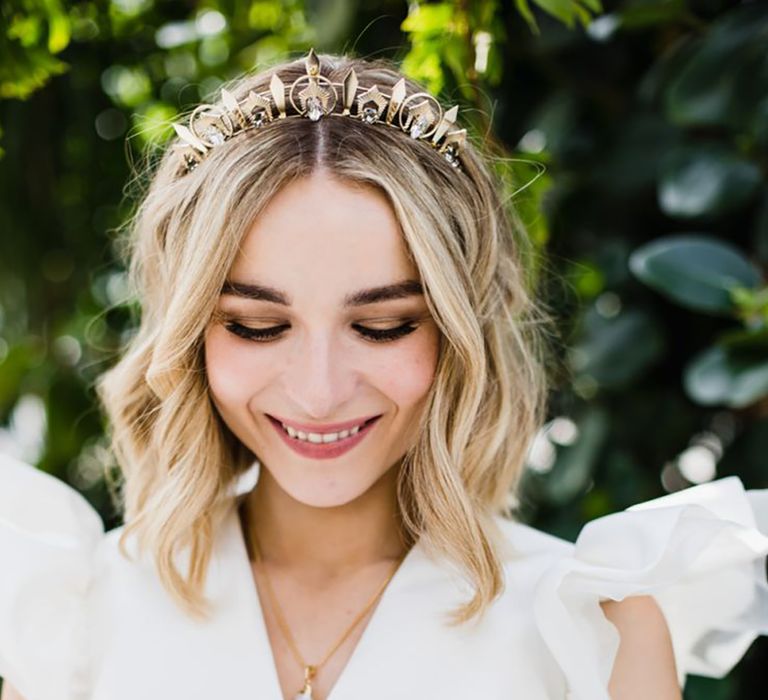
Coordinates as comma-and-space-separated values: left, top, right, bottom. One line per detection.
0, 452, 104, 700
533, 476, 768, 700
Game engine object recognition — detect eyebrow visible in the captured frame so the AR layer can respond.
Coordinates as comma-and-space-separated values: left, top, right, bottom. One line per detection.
221, 279, 424, 307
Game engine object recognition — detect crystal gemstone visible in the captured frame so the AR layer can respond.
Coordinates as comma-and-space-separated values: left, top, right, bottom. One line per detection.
362, 106, 378, 123
202, 126, 225, 145
306, 96, 323, 121
409, 114, 428, 139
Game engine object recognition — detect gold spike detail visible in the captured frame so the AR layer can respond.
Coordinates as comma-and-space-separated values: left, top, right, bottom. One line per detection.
386, 78, 406, 125
270, 73, 286, 118
305, 47, 320, 77
172, 123, 208, 153
342, 68, 358, 115
356, 85, 388, 122
439, 128, 466, 153
298, 80, 331, 120
220, 88, 247, 130
242, 90, 273, 123
432, 105, 458, 145
404, 100, 437, 138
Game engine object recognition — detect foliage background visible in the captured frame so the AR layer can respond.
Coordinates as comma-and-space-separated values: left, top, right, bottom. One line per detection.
1, 0, 767, 697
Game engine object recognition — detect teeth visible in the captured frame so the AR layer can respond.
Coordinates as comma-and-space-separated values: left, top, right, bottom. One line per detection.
280, 420, 368, 443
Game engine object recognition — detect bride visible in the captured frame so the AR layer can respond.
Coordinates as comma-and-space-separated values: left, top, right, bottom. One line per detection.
1, 49, 766, 700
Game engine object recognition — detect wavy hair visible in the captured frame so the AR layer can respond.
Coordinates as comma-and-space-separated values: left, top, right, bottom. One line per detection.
96, 50, 556, 625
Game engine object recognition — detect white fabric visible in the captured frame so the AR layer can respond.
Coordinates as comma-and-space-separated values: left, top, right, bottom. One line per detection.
1, 451, 767, 700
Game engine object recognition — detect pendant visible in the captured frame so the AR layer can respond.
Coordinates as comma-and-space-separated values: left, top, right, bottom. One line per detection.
293, 665, 317, 700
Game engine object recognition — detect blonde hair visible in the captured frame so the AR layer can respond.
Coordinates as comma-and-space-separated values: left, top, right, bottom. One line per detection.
96, 51, 556, 625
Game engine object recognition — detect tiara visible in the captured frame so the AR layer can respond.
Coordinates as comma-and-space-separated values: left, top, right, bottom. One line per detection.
171, 48, 467, 177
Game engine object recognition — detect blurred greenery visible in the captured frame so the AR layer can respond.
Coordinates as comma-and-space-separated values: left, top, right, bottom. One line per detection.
1, 0, 767, 697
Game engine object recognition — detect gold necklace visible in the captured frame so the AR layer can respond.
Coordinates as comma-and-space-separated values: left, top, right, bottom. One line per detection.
251, 530, 406, 700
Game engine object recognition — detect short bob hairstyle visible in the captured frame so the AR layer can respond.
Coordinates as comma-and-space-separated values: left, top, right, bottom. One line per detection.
96, 50, 555, 626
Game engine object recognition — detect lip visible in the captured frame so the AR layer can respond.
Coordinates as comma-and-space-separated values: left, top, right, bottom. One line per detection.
267, 414, 382, 433
267, 414, 382, 460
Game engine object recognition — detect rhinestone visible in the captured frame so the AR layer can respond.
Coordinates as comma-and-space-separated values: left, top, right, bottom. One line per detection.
362, 106, 378, 124
409, 114, 428, 139
306, 96, 323, 121
202, 126, 225, 145
444, 145, 460, 167
250, 111, 265, 127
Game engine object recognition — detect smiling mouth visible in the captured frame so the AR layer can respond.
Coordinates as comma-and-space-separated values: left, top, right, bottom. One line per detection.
266, 415, 381, 444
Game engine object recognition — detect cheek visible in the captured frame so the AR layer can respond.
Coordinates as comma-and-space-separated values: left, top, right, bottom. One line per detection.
373, 332, 439, 404
204, 326, 270, 404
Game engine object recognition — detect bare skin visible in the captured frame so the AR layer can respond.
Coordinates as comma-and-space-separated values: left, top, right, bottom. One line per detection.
601, 596, 682, 699
0, 684, 24, 700
2, 175, 683, 700
204, 171, 439, 698
242, 465, 407, 699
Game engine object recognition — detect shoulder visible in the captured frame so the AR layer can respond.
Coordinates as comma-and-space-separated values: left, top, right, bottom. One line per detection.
489, 477, 768, 699
0, 452, 106, 699
492, 514, 574, 570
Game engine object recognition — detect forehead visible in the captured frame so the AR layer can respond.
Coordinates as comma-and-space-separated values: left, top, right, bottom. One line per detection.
230, 174, 417, 291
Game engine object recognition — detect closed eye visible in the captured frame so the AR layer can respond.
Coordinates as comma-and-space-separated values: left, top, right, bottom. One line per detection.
223, 321, 419, 343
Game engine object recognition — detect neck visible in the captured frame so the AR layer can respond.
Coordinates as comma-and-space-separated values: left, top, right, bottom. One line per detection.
241, 464, 408, 576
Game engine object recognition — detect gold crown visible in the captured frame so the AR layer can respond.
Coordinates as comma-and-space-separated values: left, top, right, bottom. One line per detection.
171, 48, 467, 176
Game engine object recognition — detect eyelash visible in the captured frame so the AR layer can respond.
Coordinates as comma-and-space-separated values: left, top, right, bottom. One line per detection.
223, 321, 419, 344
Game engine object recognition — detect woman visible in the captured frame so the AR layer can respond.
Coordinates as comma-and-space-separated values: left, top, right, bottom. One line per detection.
1, 49, 767, 700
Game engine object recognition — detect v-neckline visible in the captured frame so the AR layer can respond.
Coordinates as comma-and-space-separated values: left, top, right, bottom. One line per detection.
226, 498, 424, 700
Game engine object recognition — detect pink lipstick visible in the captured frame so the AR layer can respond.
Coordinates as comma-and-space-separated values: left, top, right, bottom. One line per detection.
266, 414, 382, 460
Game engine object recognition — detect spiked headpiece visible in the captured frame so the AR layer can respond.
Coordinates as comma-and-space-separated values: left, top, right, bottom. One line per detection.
171, 48, 467, 176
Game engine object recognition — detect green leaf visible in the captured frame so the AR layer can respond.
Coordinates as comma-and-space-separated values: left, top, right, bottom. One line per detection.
47, 10, 71, 54
571, 307, 665, 387
684, 344, 768, 408
401, 3, 455, 35
7, 16, 43, 48
531, 0, 602, 28
719, 327, 768, 350
0, 45, 68, 99
515, 0, 541, 34
657, 145, 761, 219
248, 1, 287, 31
532, 0, 578, 27
629, 234, 761, 315
580, 0, 603, 13
400, 43, 445, 95
663, 4, 768, 130
566, 259, 605, 299
617, 0, 687, 29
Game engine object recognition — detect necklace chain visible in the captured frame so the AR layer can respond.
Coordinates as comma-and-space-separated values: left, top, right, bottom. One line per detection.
250, 524, 406, 698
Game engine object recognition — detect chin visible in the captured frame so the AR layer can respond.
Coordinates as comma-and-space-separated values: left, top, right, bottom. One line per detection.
258, 452, 401, 509
284, 481, 371, 509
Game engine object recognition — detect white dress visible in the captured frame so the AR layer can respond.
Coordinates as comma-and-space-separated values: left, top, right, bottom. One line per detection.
1, 451, 767, 700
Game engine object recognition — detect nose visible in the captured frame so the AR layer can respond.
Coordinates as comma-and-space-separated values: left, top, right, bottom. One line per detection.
281, 328, 357, 420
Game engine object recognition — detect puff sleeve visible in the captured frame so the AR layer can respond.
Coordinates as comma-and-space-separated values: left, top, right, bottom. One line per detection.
0, 452, 104, 700
533, 476, 768, 699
